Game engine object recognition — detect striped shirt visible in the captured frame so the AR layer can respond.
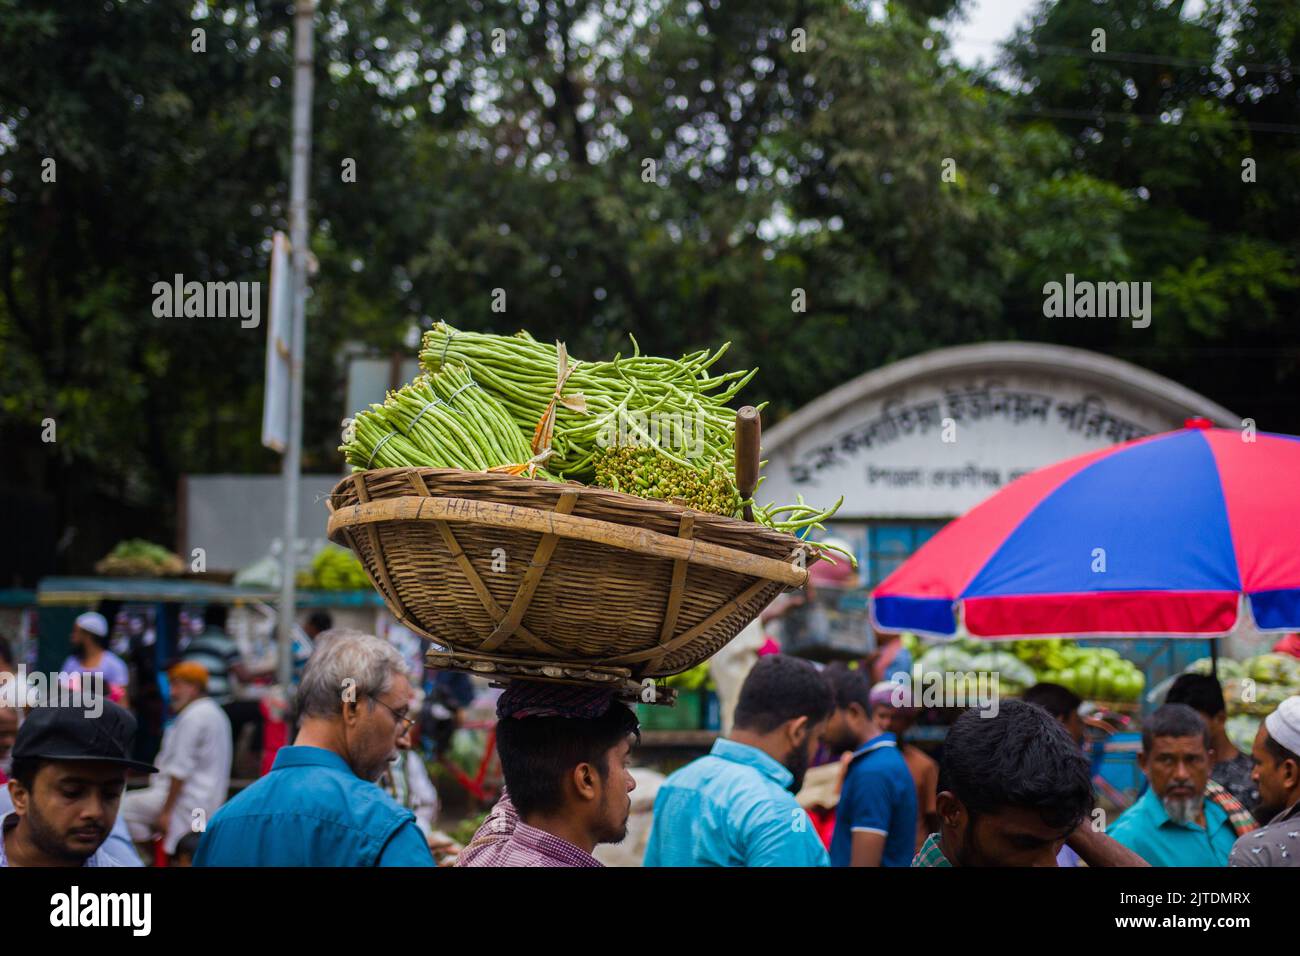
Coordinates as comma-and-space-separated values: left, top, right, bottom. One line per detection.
457, 793, 601, 867
182, 628, 241, 704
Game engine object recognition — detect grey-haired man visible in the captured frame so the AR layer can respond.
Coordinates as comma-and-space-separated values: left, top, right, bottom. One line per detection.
195, 630, 433, 866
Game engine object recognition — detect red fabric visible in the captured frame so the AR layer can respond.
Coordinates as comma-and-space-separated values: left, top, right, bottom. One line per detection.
874, 439, 1154, 600
807, 807, 836, 850
1202, 429, 1300, 591
259, 697, 289, 778
963, 590, 1240, 637
1274, 633, 1300, 659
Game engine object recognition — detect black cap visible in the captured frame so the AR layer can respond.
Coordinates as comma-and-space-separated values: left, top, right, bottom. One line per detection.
11, 701, 158, 773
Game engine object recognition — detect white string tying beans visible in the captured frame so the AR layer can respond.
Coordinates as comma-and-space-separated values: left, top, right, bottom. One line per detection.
366, 429, 401, 468
408, 379, 475, 430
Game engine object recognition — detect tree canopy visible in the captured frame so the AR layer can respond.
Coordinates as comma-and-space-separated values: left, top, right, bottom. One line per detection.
1, 0, 1295, 579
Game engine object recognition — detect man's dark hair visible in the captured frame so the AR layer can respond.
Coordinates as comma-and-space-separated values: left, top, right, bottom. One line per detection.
495, 703, 640, 817
1142, 703, 1212, 752
939, 700, 1093, 831
203, 604, 228, 630
733, 654, 833, 734
1165, 673, 1226, 719
1022, 682, 1082, 722
824, 662, 871, 715
10, 756, 40, 790
306, 611, 333, 634
1263, 733, 1300, 769
172, 830, 202, 860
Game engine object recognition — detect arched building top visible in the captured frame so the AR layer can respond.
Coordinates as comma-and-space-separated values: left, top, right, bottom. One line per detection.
766, 342, 1236, 452
759, 342, 1239, 521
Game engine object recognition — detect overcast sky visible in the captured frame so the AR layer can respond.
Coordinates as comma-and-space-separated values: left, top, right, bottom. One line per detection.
947, 0, 1042, 68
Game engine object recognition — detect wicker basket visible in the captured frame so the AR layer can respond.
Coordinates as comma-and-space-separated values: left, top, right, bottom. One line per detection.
326, 468, 811, 695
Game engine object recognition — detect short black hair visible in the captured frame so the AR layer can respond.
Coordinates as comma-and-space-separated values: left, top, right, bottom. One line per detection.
1142, 703, 1212, 752
1022, 683, 1082, 722
203, 605, 228, 630
1165, 673, 1226, 718
307, 611, 333, 633
495, 703, 640, 818
1263, 732, 1300, 769
10, 756, 40, 790
939, 700, 1093, 831
733, 654, 833, 734
824, 662, 871, 715
172, 830, 202, 860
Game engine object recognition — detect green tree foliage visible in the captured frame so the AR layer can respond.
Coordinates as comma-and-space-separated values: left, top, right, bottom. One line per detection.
0, 0, 1295, 577
1004, 0, 1299, 418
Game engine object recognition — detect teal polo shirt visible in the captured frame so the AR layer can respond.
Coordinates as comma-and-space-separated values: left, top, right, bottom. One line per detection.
1107, 786, 1237, 867
194, 746, 433, 867
643, 738, 830, 867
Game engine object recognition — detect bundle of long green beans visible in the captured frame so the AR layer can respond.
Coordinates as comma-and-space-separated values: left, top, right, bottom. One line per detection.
341, 323, 853, 566
420, 321, 757, 483
341, 364, 553, 475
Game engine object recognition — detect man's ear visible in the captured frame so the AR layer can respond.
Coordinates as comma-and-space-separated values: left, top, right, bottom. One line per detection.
786, 714, 810, 748
341, 697, 362, 728
1283, 755, 1300, 790
8, 776, 29, 814
572, 762, 600, 802
936, 790, 963, 828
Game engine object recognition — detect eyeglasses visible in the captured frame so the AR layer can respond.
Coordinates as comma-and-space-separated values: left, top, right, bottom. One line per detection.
369, 695, 415, 734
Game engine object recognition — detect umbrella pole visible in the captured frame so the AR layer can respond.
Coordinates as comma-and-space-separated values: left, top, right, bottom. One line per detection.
1210, 637, 1219, 680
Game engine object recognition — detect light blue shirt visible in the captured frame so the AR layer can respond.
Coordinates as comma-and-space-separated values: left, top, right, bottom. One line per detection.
644, 738, 829, 867
194, 745, 433, 867
1108, 785, 1238, 867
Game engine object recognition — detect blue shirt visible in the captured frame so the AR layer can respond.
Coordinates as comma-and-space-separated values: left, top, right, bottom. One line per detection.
194, 746, 433, 867
1107, 785, 1238, 867
829, 732, 918, 867
644, 738, 829, 867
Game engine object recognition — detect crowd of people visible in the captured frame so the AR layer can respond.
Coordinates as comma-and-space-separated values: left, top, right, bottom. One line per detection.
1, 618, 1298, 869
0, 611, 450, 866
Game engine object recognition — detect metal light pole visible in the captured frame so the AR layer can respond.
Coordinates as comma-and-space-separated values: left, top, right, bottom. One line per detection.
277, 0, 315, 688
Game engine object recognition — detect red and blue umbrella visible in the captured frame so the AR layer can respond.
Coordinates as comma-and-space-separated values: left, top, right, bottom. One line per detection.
871, 422, 1300, 639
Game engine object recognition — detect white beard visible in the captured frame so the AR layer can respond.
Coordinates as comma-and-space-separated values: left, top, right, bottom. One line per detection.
1162, 793, 1202, 824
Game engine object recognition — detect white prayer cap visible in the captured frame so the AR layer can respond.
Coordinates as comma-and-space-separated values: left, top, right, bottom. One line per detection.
1264, 696, 1300, 756
74, 612, 109, 639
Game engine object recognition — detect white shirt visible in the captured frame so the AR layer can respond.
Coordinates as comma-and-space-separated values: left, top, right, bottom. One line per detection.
152, 696, 232, 842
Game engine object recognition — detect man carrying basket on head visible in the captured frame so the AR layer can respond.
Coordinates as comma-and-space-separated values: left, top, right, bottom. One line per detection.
457, 681, 640, 867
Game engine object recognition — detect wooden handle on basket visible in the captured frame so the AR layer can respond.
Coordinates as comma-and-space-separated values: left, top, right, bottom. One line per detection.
735, 406, 761, 522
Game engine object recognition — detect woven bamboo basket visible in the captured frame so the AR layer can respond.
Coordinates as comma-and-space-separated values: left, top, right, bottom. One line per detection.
326, 467, 812, 699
